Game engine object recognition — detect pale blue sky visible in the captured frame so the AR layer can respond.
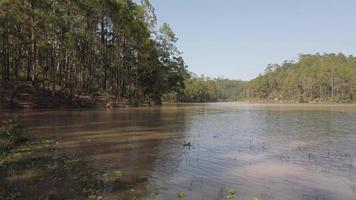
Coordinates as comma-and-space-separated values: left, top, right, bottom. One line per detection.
150, 0, 356, 80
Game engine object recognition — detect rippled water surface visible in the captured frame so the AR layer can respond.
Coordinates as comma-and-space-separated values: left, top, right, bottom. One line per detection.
4, 103, 356, 200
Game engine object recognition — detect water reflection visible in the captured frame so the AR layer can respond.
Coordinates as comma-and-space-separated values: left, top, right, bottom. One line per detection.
149, 104, 356, 200
1, 104, 356, 200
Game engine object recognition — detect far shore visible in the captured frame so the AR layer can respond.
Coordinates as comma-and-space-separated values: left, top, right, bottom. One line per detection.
2, 100, 356, 112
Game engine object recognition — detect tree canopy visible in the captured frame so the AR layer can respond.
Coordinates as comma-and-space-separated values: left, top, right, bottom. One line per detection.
1, 1, 355, 106
248, 53, 356, 103
0, 0, 188, 106
178, 53, 356, 103
175, 75, 247, 102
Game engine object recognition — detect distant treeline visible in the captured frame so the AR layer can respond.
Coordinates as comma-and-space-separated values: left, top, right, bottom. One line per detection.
175, 76, 247, 102
177, 53, 356, 103
0, 0, 188, 106
249, 53, 356, 103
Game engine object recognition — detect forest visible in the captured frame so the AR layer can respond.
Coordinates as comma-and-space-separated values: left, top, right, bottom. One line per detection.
174, 76, 247, 102
174, 53, 356, 103
0, 0, 188, 107
1, 1, 356, 107
248, 53, 356, 103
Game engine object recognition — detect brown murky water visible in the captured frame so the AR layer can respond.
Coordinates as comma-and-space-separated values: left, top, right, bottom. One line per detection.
2, 103, 356, 200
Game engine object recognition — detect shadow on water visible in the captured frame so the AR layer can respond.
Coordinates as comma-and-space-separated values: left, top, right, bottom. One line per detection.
1, 103, 356, 200
0, 107, 192, 200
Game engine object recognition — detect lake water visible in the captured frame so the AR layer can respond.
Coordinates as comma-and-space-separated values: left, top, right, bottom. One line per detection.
3, 103, 356, 200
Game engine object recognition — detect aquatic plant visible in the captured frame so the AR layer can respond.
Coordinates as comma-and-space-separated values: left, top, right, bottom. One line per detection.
145, 183, 161, 198
101, 169, 124, 183
226, 188, 236, 199
89, 195, 104, 200
152, 188, 160, 197
115, 170, 124, 178
182, 141, 192, 147
0, 118, 24, 152
129, 188, 139, 200
177, 191, 185, 198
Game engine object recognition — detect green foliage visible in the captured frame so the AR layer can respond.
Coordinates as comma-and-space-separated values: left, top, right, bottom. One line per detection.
177, 75, 247, 102
88, 195, 104, 200
248, 53, 356, 103
226, 188, 236, 199
176, 53, 356, 104
0, 118, 24, 152
152, 188, 160, 197
0, 0, 188, 106
177, 191, 185, 198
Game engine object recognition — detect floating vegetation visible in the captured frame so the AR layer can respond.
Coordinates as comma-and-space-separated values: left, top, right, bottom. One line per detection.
226, 188, 236, 199
0, 134, 144, 200
183, 141, 192, 147
152, 188, 160, 197
115, 170, 124, 178
252, 196, 261, 200
64, 158, 81, 165
129, 188, 139, 200
146, 183, 163, 198
101, 170, 124, 183
152, 189, 160, 197
89, 195, 104, 200
0, 118, 24, 153
177, 191, 185, 198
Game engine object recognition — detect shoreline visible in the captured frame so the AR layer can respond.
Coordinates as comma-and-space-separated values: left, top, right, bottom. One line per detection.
2, 101, 356, 111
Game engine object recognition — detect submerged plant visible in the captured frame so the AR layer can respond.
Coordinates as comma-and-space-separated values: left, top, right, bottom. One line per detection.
152, 188, 160, 197
114, 170, 123, 178
0, 118, 24, 152
89, 195, 104, 200
182, 141, 191, 147
145, 184, 161, 198
177, 191, 185, 198
226, 188, 236, 199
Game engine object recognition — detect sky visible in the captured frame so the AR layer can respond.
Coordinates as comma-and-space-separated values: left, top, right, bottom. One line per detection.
149, 0, 356, 80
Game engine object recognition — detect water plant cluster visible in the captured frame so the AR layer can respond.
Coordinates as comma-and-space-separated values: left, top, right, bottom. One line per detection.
0, 130, 137, 199
0, 118, 24, 153
0, 120, 266, 200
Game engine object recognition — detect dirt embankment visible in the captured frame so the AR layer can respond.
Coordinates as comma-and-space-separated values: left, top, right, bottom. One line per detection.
0, 81, 129, 109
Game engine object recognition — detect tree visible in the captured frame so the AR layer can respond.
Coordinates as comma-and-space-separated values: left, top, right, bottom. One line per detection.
248, 53, 356, 103
0, 0, 188, 107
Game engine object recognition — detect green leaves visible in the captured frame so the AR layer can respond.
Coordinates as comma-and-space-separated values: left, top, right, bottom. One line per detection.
0, 0, 187, 107
248, 53, 356, 103
178, 77, 246, 102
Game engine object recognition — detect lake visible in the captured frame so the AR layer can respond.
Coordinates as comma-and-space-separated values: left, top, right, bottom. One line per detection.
2, 103, 356, 200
